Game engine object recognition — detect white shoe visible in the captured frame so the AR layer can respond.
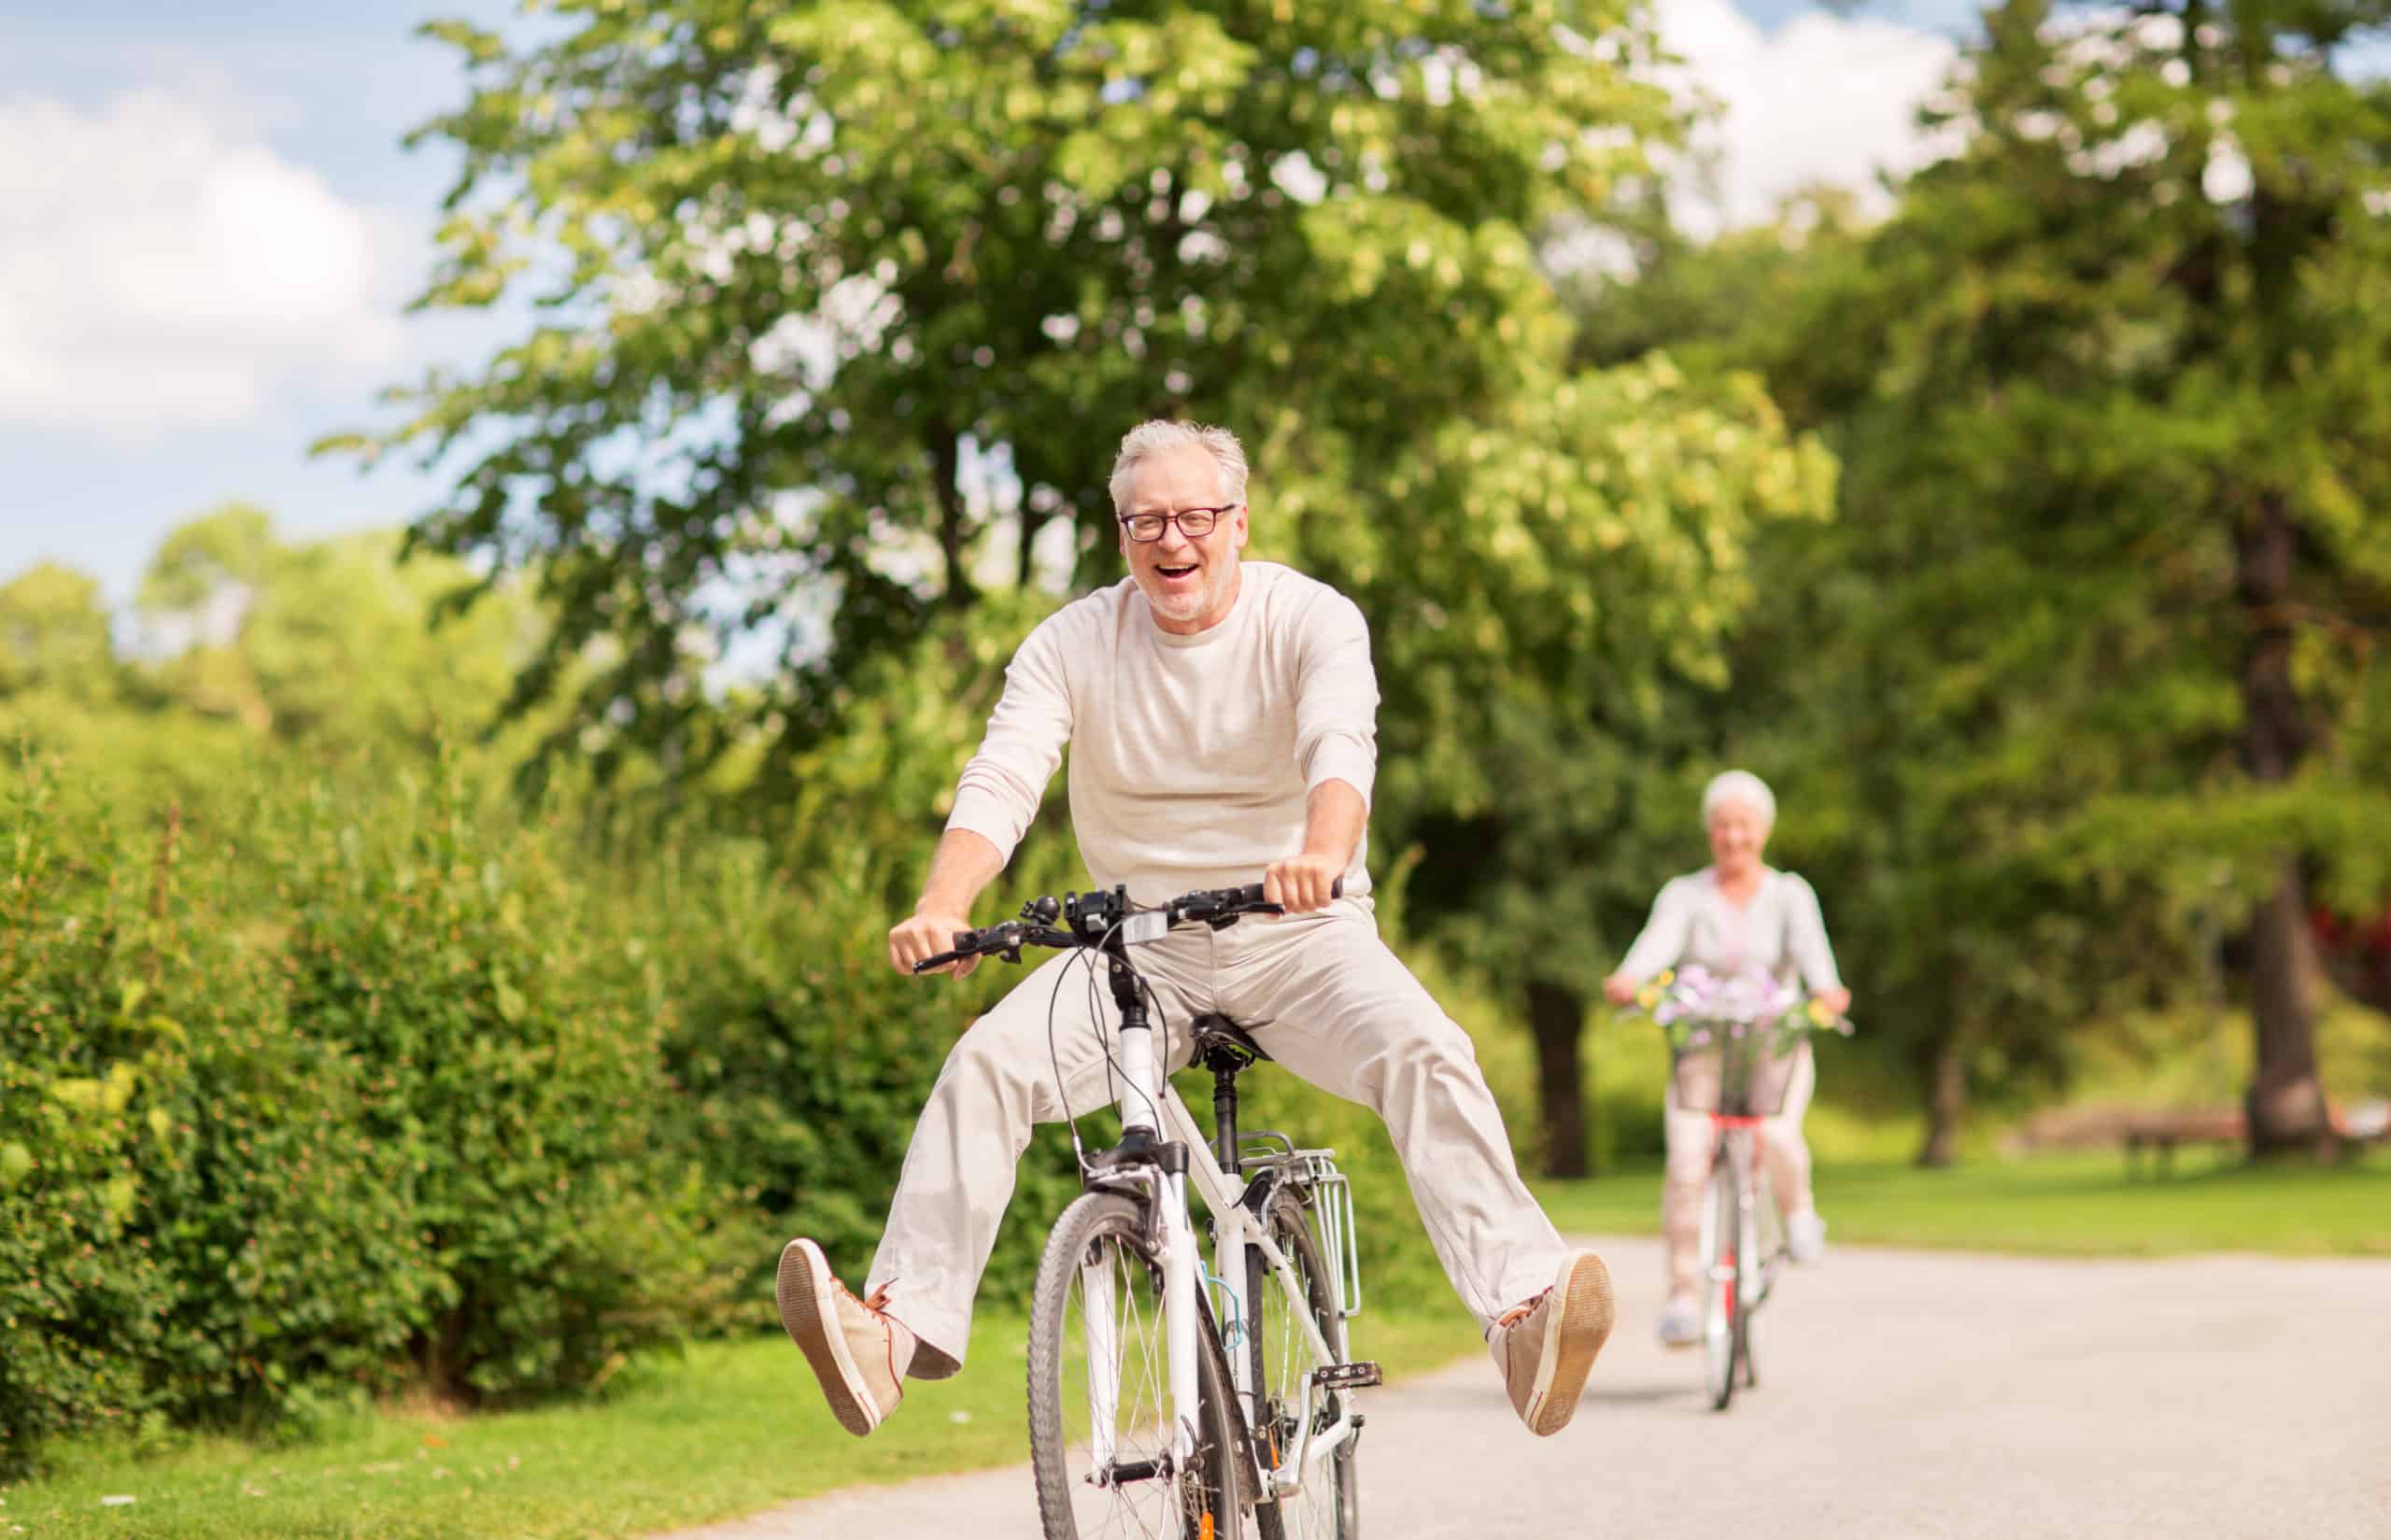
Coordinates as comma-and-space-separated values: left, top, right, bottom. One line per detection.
1657, 1293, 1701, 1349
1787, 1209, 1828, 1265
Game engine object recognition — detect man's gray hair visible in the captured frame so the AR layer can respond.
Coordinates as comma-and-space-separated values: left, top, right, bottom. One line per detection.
1109, 420, 1250, 514
1702, 770, 1777, 830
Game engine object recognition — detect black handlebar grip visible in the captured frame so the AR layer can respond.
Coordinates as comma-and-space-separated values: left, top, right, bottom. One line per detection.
1233, 877, 1345, 905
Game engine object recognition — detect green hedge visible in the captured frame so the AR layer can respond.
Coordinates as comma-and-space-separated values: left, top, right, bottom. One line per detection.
2, 744, 1483, 1477
0, 762, 738, 1477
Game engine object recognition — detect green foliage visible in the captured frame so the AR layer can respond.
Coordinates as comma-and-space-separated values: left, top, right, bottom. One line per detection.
0, 564, 120, 705
134, 506, 543, 756
265, 762, 735, 1400
343, 0, 1680, 779
1562, 1, 2391, 1156
0, 773, 178, 1473
0, 755, 738, 1477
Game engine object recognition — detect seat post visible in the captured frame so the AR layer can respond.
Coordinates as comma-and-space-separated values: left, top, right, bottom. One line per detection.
1212, 1063, 1239, 1173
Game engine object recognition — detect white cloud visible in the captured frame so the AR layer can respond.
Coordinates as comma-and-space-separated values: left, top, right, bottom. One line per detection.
0, 91, 408, 436
1654, 0, 1964, 235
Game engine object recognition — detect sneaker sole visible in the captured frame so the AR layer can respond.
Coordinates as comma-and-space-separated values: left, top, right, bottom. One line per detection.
1527, 1251, 1616, 1436
777, 1239, 880, 1437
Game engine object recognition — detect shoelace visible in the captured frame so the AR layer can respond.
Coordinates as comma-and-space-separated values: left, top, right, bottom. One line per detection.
1493, 1285, 1551, 1333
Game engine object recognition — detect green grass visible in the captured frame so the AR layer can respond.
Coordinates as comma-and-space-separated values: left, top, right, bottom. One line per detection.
15, 1156, 2385, 1539
0, 1309, 1480, 1540
1534, 1148, 2391, 1257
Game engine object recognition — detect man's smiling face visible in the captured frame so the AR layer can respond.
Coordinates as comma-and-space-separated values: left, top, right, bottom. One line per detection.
1118, 443, 1249, 634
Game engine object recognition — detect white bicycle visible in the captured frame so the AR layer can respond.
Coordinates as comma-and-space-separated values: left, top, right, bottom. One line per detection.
917, 882, 1374, 1539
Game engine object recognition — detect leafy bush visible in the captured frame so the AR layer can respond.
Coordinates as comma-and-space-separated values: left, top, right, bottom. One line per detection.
0, 757, 743, 1476
262, 766, 737, 1401
624, 829, 1089, 1318
0, 776, 178, 1476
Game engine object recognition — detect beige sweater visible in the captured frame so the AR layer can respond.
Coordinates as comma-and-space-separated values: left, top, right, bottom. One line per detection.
944, 562, 1379, 906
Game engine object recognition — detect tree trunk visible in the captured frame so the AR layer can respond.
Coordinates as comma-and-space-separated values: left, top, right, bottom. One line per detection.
930, 425, 976, 611
2235, 494, 2330, 1157
1917, 1024, 1969, 1168
1525, 979, 1590, 1179
2244, 863, 2332, 1155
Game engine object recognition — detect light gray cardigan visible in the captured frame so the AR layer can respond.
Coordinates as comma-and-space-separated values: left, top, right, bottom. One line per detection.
1617, 869, 1843, 993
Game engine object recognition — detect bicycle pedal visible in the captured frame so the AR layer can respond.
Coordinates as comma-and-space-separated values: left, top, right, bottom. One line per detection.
1317, 1361, 1381, 1390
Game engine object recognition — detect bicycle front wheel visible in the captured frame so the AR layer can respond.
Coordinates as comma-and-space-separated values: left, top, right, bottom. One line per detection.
1700, 1153, 1741, 1412
1029, 1192, 1252, 1540
1248, 1188, 1359, 1540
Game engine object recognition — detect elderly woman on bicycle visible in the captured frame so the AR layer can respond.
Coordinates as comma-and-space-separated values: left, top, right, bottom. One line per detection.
1602, 770, 1852, 1349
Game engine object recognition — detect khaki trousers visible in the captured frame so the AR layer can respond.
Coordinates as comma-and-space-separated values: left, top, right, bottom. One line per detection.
1661, 1040, 1817, 1298
867, 898, 1567, 1377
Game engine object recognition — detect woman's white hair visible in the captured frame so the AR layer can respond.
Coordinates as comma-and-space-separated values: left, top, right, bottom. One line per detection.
1109, 420, 1250, 514
1702, 770, 1776, 830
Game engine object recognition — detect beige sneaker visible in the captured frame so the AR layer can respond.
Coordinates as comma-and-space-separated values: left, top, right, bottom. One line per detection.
777, 1238, 915, 1436
1488, 1250, 1615, 1436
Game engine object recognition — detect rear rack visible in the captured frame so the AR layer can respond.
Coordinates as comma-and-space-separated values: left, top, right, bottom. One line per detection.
1238, 1140, 1364, 1320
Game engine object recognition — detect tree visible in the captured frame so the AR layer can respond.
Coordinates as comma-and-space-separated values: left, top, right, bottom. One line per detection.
134, 506, 544, 758
1723, 0, 2391, 1158
339, 0, 1679, 784
0, 565, 119, 706
1266, 351, 1834, 1175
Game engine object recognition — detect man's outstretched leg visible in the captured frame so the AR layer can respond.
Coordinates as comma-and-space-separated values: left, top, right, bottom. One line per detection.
777, 944, 1207, 1434
1222, 901, 1616, 1435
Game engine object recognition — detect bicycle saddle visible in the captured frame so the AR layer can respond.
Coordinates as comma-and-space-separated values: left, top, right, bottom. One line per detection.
1191, 1012, 1272, 1067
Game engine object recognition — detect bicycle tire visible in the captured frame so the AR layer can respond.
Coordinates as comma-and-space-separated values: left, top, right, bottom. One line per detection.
1029, 1192, 1254, 1540
1741, 1168, 1774, 1392
1735, 1160, 1762, 1393
1702, 1152, 1740, 1412
1248, 1188, 1360, 1540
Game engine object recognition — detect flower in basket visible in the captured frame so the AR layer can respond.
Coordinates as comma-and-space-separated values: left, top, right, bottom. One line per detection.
1769, 993, 1856, 1053
1627, 965, 1848, 1055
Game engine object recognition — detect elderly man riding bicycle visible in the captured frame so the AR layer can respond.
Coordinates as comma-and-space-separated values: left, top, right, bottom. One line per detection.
777, 419, 1615, 1442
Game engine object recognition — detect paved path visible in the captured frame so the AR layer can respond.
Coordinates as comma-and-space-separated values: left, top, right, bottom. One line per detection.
674, 1236, 2391, 1539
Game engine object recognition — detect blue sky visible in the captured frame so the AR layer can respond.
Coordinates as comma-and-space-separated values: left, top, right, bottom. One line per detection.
0, 0, 2104, 601
0, 0, 527, 601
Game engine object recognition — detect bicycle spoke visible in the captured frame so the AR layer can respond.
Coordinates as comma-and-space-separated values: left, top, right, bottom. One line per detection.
1058, 1240, 1183, 1536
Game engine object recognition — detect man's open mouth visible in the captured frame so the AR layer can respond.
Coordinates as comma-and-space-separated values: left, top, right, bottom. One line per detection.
1157, 564, 1197, 580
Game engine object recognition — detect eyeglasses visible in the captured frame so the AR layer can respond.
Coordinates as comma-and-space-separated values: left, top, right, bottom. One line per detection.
1118, 504, 1238, 543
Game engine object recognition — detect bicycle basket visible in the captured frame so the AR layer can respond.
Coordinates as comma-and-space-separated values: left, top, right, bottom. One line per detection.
1670, 1029, 1801, 1118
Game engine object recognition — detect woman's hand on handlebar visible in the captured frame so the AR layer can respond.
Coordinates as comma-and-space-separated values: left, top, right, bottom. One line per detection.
1602, 972, 1637, 1007
1264, 853, 1345, 915
890, 910, 978, 979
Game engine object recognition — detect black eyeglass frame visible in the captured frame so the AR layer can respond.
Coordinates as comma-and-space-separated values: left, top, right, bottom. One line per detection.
1116, 503, 1242, 543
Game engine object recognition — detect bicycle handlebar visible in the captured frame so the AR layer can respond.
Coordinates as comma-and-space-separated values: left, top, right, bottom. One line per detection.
913, 879, 1344, 973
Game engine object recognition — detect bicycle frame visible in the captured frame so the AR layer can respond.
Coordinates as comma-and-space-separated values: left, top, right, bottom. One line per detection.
1093, 970, 1361, 1505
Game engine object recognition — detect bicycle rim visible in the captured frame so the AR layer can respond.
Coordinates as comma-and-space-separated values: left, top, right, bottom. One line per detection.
1250, 1191, 1358, 1540
1029, 1193, 1249, 1540
1702, 1156, 1739, 1411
